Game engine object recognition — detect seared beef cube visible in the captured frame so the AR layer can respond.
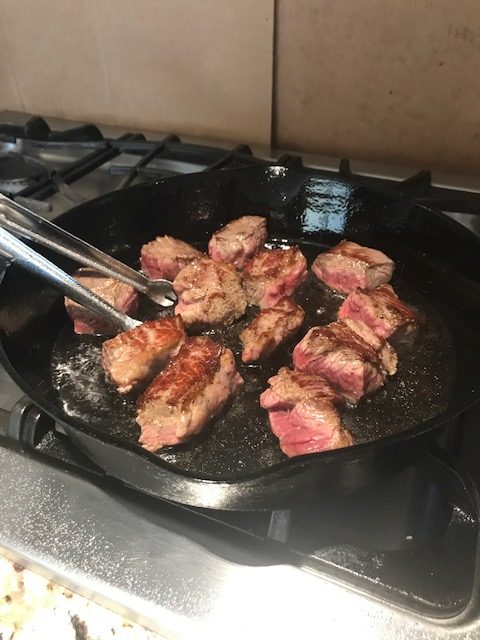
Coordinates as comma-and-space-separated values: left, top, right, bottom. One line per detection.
338, 284, 418, 339
312, 240, 394, 294
102, 316, 186, 394
242, 246, 307, 308
262, 367, 342, 407
341, 317, 397, 375
292, 319, 396, 403
208, 215, 267, 269
140, 236, 202, 280
136, 337, 244, 451
64, 268, 138, 335
173, 256, 247, 327
260, 367, 353, 458
240, 297, 305, 363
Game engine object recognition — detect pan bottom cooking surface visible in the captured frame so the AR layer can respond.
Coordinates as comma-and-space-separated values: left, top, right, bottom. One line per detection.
50, 239, 455, 481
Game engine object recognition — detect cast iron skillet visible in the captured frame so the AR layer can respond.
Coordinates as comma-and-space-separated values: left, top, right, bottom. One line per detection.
0, 166, 479, 510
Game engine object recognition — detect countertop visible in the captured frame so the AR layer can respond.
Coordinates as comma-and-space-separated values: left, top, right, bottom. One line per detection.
0, 554, 165, 640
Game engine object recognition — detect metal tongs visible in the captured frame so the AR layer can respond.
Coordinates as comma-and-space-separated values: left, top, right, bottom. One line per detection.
0, 193, 177, 333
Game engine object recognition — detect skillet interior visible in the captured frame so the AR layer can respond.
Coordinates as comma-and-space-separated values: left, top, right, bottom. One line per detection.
50, 245, 455, 480
0, 166, 479, 486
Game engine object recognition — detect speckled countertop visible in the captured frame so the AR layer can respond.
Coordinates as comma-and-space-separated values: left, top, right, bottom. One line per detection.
0, 555, 165, 640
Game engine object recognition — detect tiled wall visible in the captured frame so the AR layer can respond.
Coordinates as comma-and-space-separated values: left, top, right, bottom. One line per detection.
2, 0, 480, 173
0, 0, 274, 144
274, 0, 480, 173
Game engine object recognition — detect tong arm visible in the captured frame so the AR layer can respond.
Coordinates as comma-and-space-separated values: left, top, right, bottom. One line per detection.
0, 193, 172, 306
0, 226, 140, 333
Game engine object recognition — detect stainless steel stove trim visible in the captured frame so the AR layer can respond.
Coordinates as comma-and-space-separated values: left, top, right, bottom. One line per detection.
0, 446, 479, 640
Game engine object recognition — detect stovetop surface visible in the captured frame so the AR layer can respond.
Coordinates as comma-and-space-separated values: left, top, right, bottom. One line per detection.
1, 424, 479, 639
1, 111, 480, 638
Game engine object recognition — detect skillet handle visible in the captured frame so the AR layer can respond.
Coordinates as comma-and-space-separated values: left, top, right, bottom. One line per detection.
414, 446, 480, 519
0, 227, 139, 333
0, 192, 151, 296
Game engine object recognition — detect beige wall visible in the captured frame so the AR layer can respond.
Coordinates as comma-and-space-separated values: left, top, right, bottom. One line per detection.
2, 1, 480, 173
274, 0, 480, 173
0, 0, 274, 145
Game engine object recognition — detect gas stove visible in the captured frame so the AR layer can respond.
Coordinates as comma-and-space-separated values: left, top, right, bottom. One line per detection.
1, 111, 480, 639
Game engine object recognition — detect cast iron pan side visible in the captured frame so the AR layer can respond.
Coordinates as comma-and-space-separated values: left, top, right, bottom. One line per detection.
0, 167, 479, 510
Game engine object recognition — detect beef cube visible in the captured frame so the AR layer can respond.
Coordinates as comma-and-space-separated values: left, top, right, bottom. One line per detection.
242, 246, 307, 308
208, 215, 267, 269
102, 316, 186, 394
239, 297, 305, 363
312, 240, 394, 294
341, 317, 397, 375
292, 319, 396, 403
136, 337, 244, 451
260, 367, 353, 458
338, 284, 418, 339
173, 256, 247, 327
64, 268, 138, 335
140, 236, 202, 280
261, 367, 342, 407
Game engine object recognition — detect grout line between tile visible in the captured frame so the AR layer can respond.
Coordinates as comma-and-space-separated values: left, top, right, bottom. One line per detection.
270, 0, 278, 149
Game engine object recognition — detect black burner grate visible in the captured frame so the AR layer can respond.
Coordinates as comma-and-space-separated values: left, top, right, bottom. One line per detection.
0, 152, 49, 196
2, 118, 480, 214
0, 116, 103, 144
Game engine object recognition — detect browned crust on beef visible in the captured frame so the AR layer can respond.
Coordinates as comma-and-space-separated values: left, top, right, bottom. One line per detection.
242, 246, 308, 308
312, 240, 394, 294
341, 317, 398, 375
173, 256, 247, 326
239, 297, 305, 362
260, 367, 354, 457
136, 337, 244, 451
305, 322, 382, 366
365, 284, 418, 323
208, 215, 267, 268
140, 236, 202, 280
330, 239, 393, 264
338, 284, 418, 339
265, 367, 343, 406
137, 337, 224, 410
102, 316, 186, 393
292, 317, 395, 403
